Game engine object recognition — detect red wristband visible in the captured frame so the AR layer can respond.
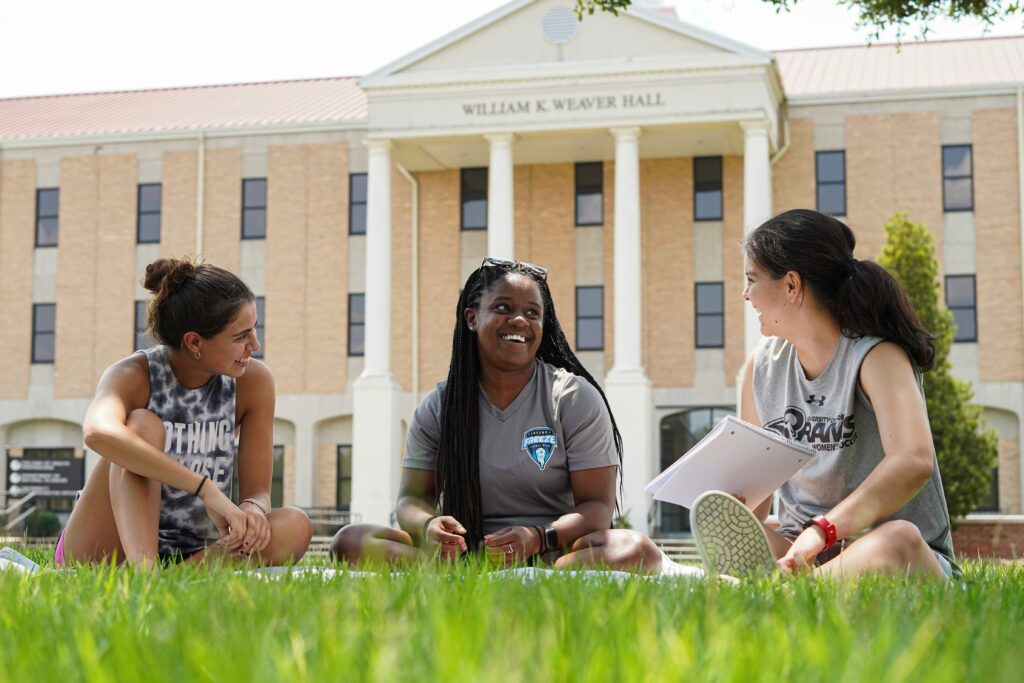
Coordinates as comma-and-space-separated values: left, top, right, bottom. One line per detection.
804, 515, 838, 550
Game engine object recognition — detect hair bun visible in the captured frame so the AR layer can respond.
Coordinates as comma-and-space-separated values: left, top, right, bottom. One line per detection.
144, 257, 196, 295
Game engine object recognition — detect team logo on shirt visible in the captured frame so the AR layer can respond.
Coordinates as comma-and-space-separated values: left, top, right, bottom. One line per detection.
522, 427, 558, 471
763, 406, 858, 452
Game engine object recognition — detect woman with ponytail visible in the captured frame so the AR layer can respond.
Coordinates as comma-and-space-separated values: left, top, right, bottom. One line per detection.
333, 258, 658, 570
58, 257, 312, 568
691, 209, 959, 579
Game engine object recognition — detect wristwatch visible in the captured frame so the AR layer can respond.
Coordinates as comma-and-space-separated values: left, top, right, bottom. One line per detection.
804, 515, 838, 550
542, 525, 559, 553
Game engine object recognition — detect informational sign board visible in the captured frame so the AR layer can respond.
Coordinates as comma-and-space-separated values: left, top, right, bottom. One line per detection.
6, 456, 84, 498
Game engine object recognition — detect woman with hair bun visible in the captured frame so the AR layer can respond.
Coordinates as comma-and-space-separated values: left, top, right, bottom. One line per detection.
57, 257, 312, 567
689, 209, 960, 579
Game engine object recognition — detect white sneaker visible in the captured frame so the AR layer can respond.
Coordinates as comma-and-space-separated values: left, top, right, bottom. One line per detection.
690, 491, 776, 579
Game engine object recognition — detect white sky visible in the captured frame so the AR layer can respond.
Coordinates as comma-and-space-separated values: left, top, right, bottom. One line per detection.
1, 0, 1022, 98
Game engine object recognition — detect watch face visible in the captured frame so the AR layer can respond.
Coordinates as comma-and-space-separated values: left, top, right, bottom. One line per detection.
545, 526, 559, 551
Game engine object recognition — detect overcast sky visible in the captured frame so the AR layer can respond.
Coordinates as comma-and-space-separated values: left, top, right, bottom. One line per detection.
1, 0, 1021, 98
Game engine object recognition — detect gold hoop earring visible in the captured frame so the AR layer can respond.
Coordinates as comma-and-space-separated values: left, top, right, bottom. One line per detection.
188, 350, 201, 361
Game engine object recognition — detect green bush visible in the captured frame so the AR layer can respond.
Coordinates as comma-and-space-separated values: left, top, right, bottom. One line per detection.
878, 213, 999, 521
25, 508, 61, 537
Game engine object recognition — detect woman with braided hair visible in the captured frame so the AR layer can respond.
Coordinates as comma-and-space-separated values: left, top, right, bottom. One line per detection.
57, 257, 312, 567
333, 257, 659, 570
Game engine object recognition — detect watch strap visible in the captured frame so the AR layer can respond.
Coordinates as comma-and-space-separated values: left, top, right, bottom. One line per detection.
804, 515, 838, 550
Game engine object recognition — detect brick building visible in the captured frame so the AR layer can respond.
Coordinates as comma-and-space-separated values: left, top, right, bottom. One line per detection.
1, 1, 1021, 552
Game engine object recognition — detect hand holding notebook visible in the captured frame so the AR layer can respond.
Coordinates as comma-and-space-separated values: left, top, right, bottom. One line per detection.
645, 415, 816, 510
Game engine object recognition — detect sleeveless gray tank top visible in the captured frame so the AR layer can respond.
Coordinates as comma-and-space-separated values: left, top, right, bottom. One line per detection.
142, 346, 236, 557
752, 335, 957, 566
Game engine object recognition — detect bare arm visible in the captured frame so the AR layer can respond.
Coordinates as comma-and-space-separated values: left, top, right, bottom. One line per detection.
83, 357, 207, 495
738, 353, 774, 522
819, 342, 935, 540
554, 464, 617, 547
235, 360, 275, 513
396, 468, 439, 544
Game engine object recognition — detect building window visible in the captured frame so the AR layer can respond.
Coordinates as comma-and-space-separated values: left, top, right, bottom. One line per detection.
134, 300, 155, 350
349, 173, 368, 235
974, 466, 1000, 512
35, 188, 59, 247
693, 157, 722, 221
336, 444, 352, 511
32, 303, 56, 363
942, 145, 973, 212
137, 183, 162, 243
815, 151, 846, 216
575, 162, 603, 226
348, 293, 365, 356
695, 282, 724, 348
575, 286, 604, 351
241, 178, 267, 239
271, 445, 285, 508
461, 167, 487, 230
945, 274, 977, 342
253, 296, 265, 359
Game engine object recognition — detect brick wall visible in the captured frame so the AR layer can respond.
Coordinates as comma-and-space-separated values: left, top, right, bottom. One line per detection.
417, 170, 461, 389
160, 150, 198, 258
953, 518, 1024, 560
772, 117, 815, 212
722, 155, 745, 385
0, 159, 35, 399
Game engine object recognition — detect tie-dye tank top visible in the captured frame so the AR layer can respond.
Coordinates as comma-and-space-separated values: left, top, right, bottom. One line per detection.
142, 346, 236, 557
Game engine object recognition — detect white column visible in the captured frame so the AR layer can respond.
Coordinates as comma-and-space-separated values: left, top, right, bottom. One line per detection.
605, 126, 653, 533
485, 133, 515, 259
741, 120, 773, 357
351, 139, 402, 526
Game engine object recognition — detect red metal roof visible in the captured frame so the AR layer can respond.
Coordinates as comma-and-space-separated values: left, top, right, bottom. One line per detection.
0, 77, 366, 142
775, 35, 1024, 100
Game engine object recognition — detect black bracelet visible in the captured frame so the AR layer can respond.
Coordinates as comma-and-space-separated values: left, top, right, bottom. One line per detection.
533, 525, 547, 554
194, 475, 208, 497
421, 515, 439, 544
241, 498, 268, 517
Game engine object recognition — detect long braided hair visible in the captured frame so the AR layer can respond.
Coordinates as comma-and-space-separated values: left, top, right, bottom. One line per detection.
435, 262, 624, 549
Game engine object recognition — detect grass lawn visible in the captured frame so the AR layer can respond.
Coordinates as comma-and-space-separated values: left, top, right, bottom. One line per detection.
1, 547, 1022, 683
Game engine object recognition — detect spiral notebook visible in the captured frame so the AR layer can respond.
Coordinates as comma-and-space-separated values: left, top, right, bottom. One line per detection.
645, 415, 817, 510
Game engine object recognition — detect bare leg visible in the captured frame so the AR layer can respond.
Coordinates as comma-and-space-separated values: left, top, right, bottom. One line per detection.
330, 523, 420, 564
763, 525, 793, 559
62, 409, 164, 567
255, 506, 313, 564
555, 529, 665, 574
816, 520, 945, 579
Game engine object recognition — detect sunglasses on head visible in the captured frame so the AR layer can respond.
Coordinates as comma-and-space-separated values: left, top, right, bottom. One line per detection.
480, 257, 548, 281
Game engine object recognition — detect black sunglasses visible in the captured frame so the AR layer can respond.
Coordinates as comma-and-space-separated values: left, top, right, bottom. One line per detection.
480, 257, 548, 281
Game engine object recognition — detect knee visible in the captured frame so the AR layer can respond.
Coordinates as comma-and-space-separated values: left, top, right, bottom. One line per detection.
330, 523, 370, 563
865, 520, 927, 568
126, 409, 165, 450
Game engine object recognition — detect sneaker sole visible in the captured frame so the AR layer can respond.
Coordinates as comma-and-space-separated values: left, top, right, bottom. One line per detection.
691, 491, 776, 578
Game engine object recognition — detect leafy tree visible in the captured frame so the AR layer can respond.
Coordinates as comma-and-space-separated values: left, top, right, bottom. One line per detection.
574, 1, 1022, 38
878, 213, 998, 521
25, 509, 61, 537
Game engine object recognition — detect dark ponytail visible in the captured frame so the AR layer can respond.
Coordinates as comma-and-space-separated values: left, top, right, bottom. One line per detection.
745, 209, 935, 371
436, 263, 624, 548
144, 256, 255, 348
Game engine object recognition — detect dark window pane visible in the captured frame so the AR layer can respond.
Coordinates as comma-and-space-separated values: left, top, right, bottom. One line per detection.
138, 184, 162, 212
462, 200, 487, 230
36, 217, 59, 246
943, 146, 972, 177
37, 189, 59, 217
349, 293, 365, 324
576, 318, 603, 350
137, 213, 161, 243
350, 173, 368, 202
695, 190, 722, 221
943, 178, 973, 211
952, 308, 977, 342
35, 304, 56, 331
349, 325, 365, 356
243, 208, 266, 238
945, 276, 975, 307
815, 151, 845, 183
349, 203, 367, 235
695, 283, 724, 315
576, 287, 603, 317
252, 297, 265, 359
576, 162, 602, 192
461, 168, 487, 230
34, 333, 55, 363
576, 194, 603, 226
243, 179, 267, 208
696, 314, 724, 348
694, 157, 722, 185
817, 184, 846, 216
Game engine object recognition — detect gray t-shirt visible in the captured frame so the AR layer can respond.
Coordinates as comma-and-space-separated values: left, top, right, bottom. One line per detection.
752, 334, 957, 568
403, 360, 619, 533
143, 346, 236, 557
